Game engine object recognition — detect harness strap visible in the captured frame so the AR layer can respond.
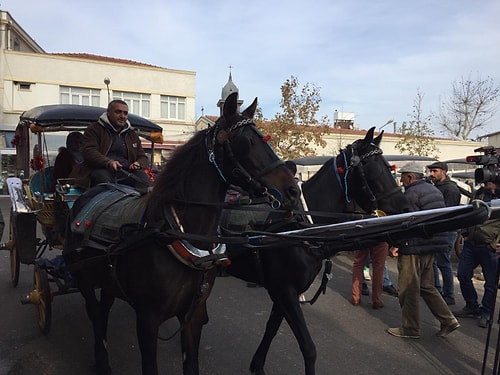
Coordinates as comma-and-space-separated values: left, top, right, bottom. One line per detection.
300, 259, 333, 305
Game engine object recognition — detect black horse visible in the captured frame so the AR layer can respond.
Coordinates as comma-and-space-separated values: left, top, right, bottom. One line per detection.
64, 92, 300, 375
225, 128, 412, 375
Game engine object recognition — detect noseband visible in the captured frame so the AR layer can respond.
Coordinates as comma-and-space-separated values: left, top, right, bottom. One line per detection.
206, 118, 284, 208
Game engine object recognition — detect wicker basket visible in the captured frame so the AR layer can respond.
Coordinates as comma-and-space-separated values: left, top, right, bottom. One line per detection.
37, 200, 56, 227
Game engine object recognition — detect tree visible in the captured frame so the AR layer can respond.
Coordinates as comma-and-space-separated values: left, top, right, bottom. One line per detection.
256, 76, 329, 159
436, 74, 500, 140
395, 89, 440, 158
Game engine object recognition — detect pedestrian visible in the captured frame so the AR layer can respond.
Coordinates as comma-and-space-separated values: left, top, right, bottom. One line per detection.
352, 242, 389, 309
455, 181, 500, 328
364, 257, 399, 297
427, 161, 461, 305
387, 162, 460, 338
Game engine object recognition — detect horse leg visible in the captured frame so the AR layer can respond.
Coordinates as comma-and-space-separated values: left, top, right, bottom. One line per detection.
277, 289, 317, 375
250, 303, 284, 375
81, 286, 113, 375
99, 288, 115, 345
136, 309, 160, 375
180, 302, 209, 375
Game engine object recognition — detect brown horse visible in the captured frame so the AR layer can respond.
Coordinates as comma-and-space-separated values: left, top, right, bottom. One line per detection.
225, 128, 412, 375
64, 92, 300, 375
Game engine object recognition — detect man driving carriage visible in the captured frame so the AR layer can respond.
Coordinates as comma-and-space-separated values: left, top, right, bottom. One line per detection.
70, 100, 150, 191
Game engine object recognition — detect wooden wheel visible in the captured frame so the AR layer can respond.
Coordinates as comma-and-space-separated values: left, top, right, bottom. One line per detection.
9, 210, 20, 287
33, 265, 52, 335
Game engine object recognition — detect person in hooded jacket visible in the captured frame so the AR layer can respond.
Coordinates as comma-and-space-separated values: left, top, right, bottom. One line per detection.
386, 162, 460, 339
71, 100, 149, 190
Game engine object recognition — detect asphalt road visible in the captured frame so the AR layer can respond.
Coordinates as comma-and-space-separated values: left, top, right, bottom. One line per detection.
0, 195, 499, 374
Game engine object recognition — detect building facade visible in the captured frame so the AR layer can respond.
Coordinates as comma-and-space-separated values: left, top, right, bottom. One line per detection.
0, 9, 197, 183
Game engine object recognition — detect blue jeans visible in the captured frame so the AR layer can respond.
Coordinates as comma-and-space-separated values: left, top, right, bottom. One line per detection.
433, 231, 457, 299
383, 262, 392, 287
457, 240, 498, 316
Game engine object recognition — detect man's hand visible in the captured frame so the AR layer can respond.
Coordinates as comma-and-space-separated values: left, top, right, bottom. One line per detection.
107, 160, 122, 172
389, 247, 399, 258
129, 162, 141, 171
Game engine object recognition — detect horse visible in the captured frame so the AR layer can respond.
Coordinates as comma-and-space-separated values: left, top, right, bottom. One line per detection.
63, 92, 300, 375
224, 127, 412, 375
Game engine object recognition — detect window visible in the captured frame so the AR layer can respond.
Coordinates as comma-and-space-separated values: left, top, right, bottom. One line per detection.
113, 91, 151, 117
160, 96, 186, 120
16, 82, 32, 91
60, 86, 100, 106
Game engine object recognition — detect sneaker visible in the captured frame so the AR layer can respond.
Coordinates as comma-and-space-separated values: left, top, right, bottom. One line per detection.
363, 266, 371, 281
479, 314, 490, 328
362, 282, 370, 296
436, 320, 460, 337
387, 327, 419, 339
299, 294, 306, 303
454, 306, 480, 318
383, 285, 399, 297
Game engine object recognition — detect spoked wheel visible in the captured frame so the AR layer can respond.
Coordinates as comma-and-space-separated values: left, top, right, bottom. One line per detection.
33, 265, 52, 335
9, 210, 20, 287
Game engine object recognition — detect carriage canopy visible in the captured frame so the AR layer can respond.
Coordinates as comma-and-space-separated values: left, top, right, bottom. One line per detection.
14, 104, 164, 175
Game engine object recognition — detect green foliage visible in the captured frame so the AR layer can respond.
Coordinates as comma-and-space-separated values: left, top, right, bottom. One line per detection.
256, 76, 329, 159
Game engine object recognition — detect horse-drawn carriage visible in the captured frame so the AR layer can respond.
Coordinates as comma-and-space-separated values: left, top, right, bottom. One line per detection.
1, 96, 495, 375
4, 104, 164, 334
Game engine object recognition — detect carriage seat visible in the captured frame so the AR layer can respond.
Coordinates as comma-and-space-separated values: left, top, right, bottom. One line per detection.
29, 166, 56, 197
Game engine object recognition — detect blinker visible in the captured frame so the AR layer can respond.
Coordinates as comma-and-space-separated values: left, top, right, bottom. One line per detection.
350, 155, 361, 167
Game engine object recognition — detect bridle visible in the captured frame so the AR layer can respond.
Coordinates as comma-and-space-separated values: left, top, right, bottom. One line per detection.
205, 117, 285, 209
335, 141, 401, 215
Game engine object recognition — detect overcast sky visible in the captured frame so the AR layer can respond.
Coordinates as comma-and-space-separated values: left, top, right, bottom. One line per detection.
4, 0, 500, 138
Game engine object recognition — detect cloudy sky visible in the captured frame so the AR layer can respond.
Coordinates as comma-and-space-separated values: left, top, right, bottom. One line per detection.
4, 0, 500, 137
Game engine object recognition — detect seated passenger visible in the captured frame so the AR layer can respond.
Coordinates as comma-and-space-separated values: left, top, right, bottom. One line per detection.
54, 131, 84, 183
70, 100, 150, 190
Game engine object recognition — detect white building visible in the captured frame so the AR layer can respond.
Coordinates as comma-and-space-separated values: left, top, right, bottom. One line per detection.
0, 9, 197, 180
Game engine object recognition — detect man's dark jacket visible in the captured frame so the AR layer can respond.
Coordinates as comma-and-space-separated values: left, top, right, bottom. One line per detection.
70, 113, 148, 188
434, 176, 461, 207
397, 179, 449, 255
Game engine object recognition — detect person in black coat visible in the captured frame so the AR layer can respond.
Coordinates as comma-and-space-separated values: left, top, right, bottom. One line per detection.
387, 162, 460, 339
427, 161, 461, 305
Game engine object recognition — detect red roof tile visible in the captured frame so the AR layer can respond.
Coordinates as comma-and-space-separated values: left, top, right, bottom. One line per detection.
48, 53, 163, 69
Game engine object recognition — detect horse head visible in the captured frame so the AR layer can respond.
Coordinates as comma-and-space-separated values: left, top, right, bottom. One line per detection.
336, 127, 411, 215
209, 92, 300, 211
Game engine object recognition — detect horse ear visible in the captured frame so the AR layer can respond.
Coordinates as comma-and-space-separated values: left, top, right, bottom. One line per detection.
373, 130, 383, 146
223, 92, 238, 117
359, 127, 376, 149
242, 97, 258, 119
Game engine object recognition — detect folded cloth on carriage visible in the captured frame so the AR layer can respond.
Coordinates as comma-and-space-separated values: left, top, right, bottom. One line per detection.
69, 184, 146, 251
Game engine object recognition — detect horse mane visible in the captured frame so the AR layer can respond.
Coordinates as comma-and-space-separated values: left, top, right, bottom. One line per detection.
303, 157, 335, 188
146, 130, 207, 215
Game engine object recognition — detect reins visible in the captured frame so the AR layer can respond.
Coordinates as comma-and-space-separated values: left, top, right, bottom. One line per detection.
335, 142, 385, 213
206, 118, 285, 208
